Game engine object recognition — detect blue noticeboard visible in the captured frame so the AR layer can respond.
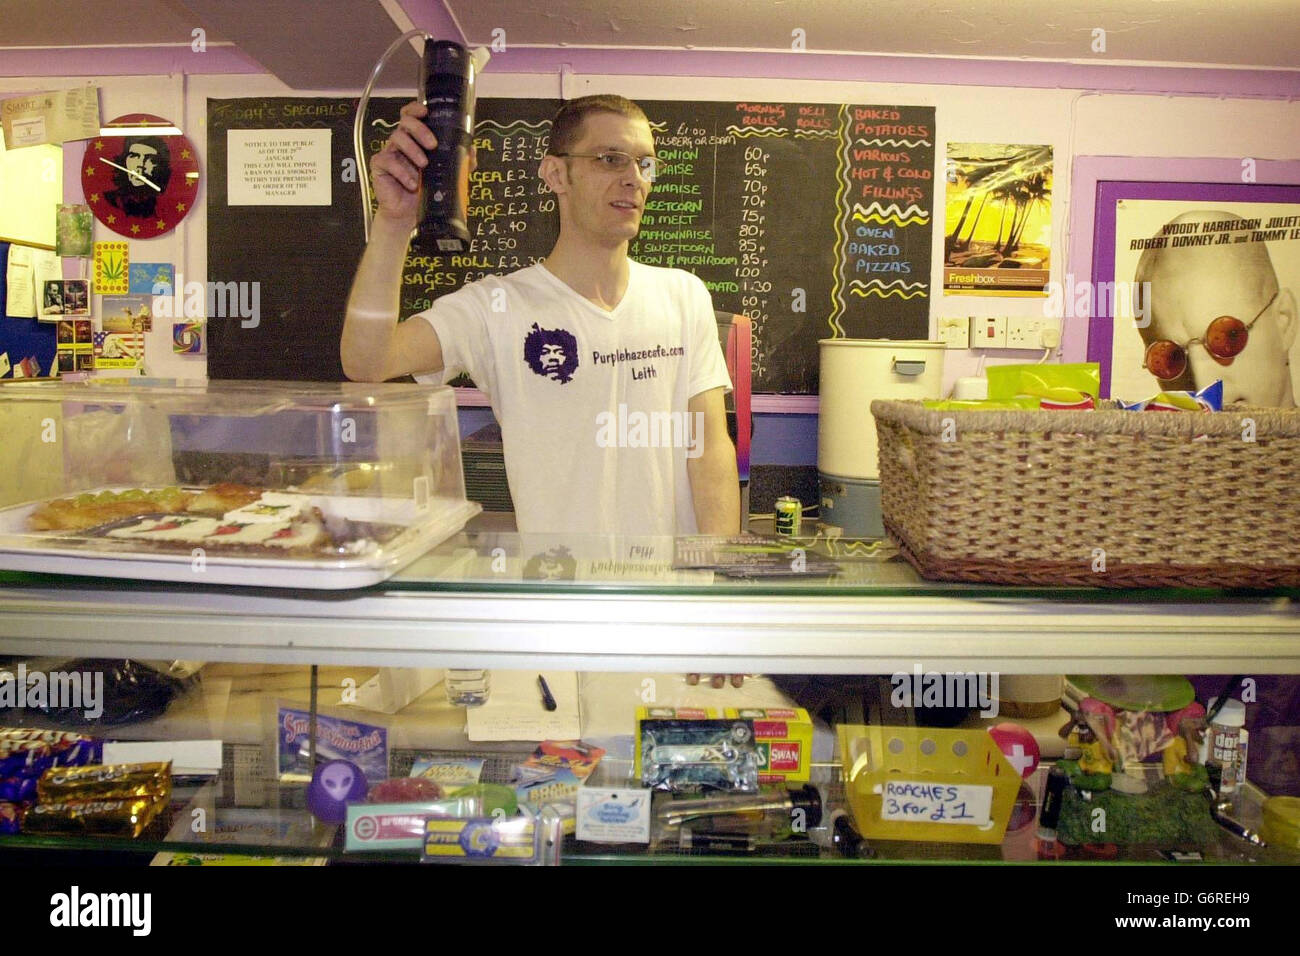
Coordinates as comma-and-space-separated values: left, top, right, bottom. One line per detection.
0, 241, 59, 378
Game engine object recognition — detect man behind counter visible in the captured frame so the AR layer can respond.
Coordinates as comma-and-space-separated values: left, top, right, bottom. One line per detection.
341, 95, 740, 536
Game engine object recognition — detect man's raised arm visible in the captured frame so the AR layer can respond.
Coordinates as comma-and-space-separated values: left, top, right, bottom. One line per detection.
341, 101, 446, 382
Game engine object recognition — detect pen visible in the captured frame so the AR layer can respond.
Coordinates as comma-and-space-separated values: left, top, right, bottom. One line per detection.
537, 674, 557, 711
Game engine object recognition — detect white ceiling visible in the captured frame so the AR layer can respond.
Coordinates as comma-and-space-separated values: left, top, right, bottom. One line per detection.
0, 0, 1296, 89
445, 0, 1300, 70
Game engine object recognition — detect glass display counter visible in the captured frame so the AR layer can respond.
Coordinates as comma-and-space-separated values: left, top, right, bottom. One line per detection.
1, 526, 1298, 865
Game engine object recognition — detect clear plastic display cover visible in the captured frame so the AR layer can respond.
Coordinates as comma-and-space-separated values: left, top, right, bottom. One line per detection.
0, 379, 481, 588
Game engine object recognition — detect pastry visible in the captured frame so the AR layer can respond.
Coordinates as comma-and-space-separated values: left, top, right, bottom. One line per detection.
26, 488, 193, 532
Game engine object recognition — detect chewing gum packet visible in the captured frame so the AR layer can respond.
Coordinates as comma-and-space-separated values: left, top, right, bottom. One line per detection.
1118, 380, 1223, 412
38, 761, 171, 803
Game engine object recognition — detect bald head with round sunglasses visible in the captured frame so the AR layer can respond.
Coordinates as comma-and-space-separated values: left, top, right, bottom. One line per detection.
1133, 210, 1297, 406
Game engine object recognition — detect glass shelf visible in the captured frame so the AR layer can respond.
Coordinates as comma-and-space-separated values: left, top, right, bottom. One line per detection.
2, 530, 1299, 675
4, 527, 1299, 600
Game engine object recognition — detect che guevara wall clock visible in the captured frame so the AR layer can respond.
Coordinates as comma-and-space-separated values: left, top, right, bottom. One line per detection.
81, 113, 201, 239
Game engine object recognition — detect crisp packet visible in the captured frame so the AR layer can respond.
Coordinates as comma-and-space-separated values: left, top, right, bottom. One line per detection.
1118, 380, 1223, 412
987, 362, 1101, 404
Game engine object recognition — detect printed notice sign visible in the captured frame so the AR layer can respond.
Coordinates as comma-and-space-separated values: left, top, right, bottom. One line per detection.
227, 129, 331, 205
879, 779, 993, 826
1, 87, 100, 149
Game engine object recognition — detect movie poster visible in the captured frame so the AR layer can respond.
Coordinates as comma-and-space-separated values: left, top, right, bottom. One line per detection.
1110, 199, 1300, 406
943, 143, 1052, 295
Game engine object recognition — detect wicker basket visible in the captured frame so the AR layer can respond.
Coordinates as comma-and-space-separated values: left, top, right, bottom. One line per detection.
871, 399, 1300, 588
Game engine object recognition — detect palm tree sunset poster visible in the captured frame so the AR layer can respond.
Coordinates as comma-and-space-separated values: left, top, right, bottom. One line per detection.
944, 143, 1053, 295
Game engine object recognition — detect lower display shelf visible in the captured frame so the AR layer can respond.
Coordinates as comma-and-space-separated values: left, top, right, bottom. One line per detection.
4, 761, 1296, 866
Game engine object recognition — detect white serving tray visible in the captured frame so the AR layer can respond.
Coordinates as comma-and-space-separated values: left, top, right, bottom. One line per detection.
0, 490, 481, 590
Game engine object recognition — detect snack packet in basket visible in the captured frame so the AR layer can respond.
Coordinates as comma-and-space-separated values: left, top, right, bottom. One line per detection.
1118, 380, 1223, 412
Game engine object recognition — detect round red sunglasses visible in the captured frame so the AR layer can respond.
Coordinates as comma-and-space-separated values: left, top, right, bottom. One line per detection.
1143, 291, 1278, 381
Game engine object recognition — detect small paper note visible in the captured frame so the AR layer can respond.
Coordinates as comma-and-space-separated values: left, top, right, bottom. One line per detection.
1, 87, 100, 149
466, 671, 581, 742
879, 779, 993, 826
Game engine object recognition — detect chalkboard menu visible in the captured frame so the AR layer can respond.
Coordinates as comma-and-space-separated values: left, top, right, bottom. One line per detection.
207, 96, 934, 392
633, 101, 935, 392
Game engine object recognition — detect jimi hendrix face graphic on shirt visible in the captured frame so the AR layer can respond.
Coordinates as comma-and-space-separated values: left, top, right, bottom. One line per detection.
524, 323, 579, 384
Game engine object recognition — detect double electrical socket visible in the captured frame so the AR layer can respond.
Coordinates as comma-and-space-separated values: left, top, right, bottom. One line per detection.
938, 316, 1060, 351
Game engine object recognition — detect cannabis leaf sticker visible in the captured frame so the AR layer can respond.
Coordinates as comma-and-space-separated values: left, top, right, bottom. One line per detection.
101, 252, 125, 282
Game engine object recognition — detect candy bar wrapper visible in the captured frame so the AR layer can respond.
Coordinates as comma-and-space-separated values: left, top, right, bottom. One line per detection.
0, 730, 101, 803
23, 794, 167, 838
38, 761, 171, 803
1, 775, 40, 803
0, 801, 23, 835
1119, 380, 1224, 412
0, 739, 54, 780
0, 728, 102, 767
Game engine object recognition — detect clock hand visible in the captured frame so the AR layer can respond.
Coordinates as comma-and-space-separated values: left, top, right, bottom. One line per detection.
98, 157, 161, 192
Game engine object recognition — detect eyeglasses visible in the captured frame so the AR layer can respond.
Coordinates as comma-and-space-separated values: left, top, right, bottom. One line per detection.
1142, 291, 1278, 381
551, 150, 658, 183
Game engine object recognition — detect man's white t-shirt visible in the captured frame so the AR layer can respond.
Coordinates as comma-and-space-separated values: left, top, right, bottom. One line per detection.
413, 260, 732, 535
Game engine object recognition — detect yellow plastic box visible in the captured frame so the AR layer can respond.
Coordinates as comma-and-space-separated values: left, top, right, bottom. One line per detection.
838, 724, 1020, 844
